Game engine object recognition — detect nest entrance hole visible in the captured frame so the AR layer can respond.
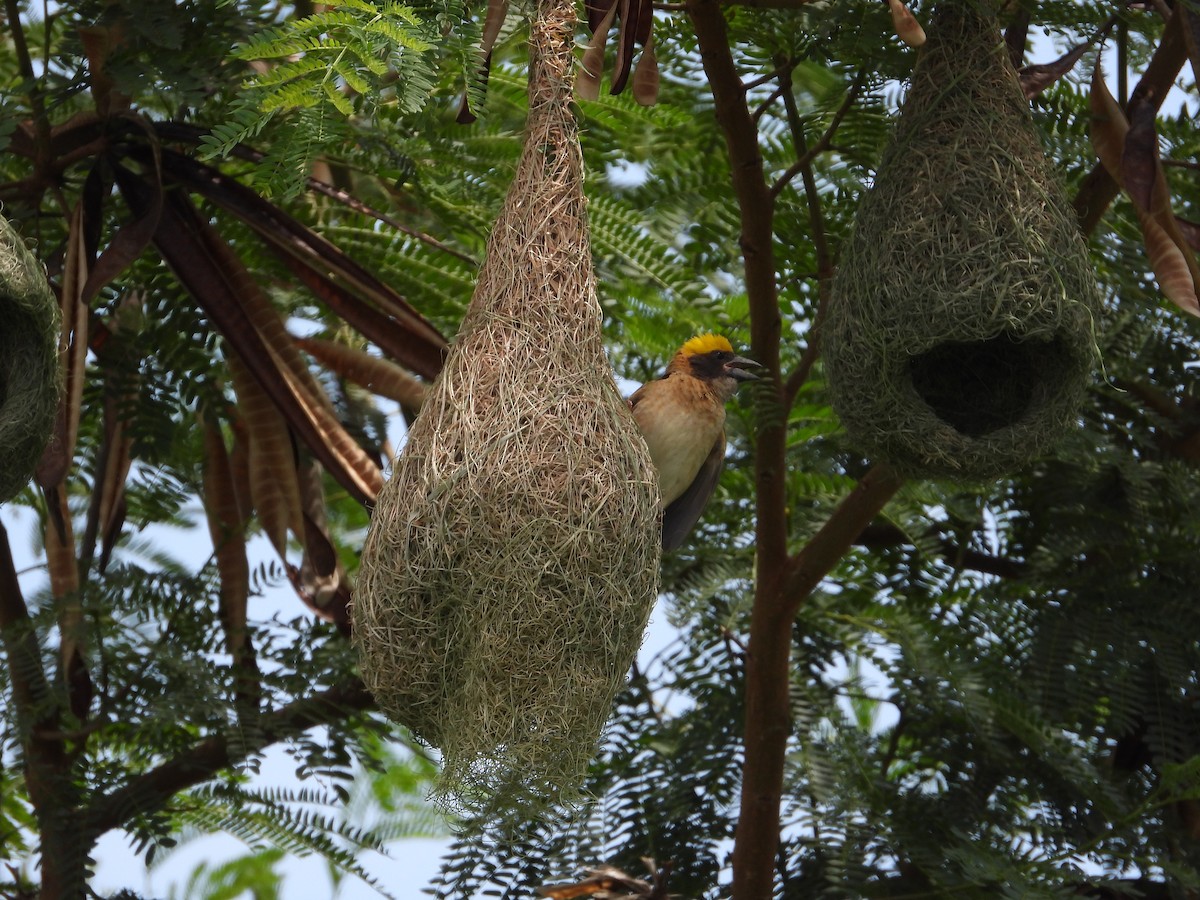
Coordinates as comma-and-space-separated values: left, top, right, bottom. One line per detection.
908, 333, 1069, 438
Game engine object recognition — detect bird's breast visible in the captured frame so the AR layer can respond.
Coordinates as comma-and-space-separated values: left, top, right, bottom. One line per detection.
632, 378, 725, 506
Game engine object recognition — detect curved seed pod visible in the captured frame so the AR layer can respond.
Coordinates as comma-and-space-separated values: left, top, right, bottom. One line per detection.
295, 335, 426, 410
203, 418, 259, 715
227, 354, 305, 558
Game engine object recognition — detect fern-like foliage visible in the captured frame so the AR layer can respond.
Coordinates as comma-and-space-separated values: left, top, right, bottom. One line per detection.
157, 782, 399, 896
200, 0, 441, 197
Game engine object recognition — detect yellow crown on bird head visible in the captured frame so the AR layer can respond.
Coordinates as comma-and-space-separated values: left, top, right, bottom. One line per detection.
680, 333, 734, 356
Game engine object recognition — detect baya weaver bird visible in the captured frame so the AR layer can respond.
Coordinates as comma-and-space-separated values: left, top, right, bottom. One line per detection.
629, 334, 759, 550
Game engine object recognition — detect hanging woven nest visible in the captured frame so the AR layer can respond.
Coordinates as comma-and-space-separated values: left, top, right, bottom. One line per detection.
0, 214, 61, 503
353, 0, 660, 812
823, 0, 1100, 479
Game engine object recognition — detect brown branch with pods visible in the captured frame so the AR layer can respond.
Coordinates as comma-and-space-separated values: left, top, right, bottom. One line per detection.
1074, 6, 1189, 236
1087, 16, 1200, 315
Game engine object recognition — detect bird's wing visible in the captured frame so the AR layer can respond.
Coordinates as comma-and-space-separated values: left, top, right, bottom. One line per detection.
628, 381, 649, 409
661, 429, 725, 552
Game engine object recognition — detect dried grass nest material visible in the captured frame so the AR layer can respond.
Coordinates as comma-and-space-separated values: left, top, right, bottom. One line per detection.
0, 213, 61, 503
823, 0, 1101, 480
353, 0, 660, 814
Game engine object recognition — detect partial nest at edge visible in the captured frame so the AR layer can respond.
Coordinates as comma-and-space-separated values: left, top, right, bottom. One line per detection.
0, 214, 61, 503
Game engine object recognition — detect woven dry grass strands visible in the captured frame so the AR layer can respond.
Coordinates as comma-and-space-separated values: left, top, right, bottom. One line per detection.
353, 0, 660, 812
0, 214, 61, 502
823, 0, 1100, 480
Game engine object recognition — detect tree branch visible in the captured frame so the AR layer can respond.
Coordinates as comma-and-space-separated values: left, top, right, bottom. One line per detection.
0, 523, 81, 898
719, 0, 822, 8
855, 522, 1027, 580
0, 524, 66, 751
871, 875, 1184, 899
85, 678, 376, 836
781, 462, 905, 618
1003, 4, 1031, 69
685, 1, 792, 896
147, 121, 478, 269
742, 64, 789, 93
732, 463, 903, 899
1113, 377, 1182, 422
0, 523, 50, 708
750, 84, 787, 126
686, 0, 786, 578
1179, 4, 1200, 108
3, 0, 51, 174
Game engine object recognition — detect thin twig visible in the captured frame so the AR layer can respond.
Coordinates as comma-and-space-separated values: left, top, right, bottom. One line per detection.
743, 64, 789, 93
854, 522, 1027, 580
880, 703, 907, 777
770, 70, 865, 200
3, 0, 51, 168
777, 71, 847, 405
750, 84, 787, 126
720, 625, 750, 656
782, 190, 830, 399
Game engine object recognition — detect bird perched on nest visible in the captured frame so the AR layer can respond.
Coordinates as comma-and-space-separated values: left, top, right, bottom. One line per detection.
630, 334, 759, 551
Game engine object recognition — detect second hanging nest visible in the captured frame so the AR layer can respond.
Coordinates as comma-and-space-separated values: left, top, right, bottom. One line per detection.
823, 0, 1100, 479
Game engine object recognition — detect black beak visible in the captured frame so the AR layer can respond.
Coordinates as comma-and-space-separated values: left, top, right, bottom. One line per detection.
725, 355, 761, 381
